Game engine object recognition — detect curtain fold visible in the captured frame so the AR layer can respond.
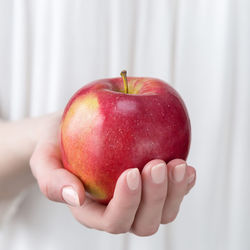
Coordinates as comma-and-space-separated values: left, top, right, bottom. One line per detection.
0, 0, 249, 250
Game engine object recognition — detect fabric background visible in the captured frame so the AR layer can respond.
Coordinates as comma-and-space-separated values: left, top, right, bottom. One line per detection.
0, 0, 250, 249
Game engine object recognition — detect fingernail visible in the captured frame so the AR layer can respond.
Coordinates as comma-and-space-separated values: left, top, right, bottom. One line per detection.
127, 168, 140, 191
62, 186, 80, 207
151, 163, 166, 184
173, 163, 186, 182
188, 173, 195, 184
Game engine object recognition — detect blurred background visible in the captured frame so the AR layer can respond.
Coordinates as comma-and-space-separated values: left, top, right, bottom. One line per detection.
0, 0, 249, 250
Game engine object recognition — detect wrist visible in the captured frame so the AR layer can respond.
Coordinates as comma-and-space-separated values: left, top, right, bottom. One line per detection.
0, 112, 63, 198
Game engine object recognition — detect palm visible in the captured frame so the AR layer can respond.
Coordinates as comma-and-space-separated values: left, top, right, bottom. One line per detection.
30, 112, 196, 236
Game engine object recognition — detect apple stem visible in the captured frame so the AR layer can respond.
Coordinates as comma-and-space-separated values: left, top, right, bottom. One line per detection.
120, 70, 128, 94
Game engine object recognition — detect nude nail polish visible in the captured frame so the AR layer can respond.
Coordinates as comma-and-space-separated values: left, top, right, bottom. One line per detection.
62, 186, 80, 206
151, 163, 166, 184
173, 163, 186, 182
127, 168, 140, 190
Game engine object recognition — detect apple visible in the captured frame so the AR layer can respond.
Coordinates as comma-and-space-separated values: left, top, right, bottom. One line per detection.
60, 71, 191, 204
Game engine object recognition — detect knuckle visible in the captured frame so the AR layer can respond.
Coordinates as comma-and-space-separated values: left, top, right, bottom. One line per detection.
116, 202, 134, 211
104, 221, 130, 234
142, 191, 166, 205
161, 212, 178, 224
29, 144, 40, 166
38, 179, 49, 199
29, 153, 37, 170
29, 155, 34, 167
71, 210, 94, 230
151, 192, 167, 203
133, 225, 159, 237
29, 151, 40, 178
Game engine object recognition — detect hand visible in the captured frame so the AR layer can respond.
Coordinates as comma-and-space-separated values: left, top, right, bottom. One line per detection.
30, 112, 196, 236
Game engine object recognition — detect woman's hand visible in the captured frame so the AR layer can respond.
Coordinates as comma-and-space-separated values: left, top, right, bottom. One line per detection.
30, 112, 196, 236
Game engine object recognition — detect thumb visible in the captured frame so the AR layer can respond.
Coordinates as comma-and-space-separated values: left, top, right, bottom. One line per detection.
30, 142, 85, 207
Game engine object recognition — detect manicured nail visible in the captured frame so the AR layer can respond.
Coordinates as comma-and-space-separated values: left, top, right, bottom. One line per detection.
188, 173, 195, 184
173, 163, 186, 182
151, 163, 166, 184
62, 186, 80, 207
127, 168, 140, 190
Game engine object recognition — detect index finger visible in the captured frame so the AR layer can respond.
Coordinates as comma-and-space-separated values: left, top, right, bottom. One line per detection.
71, 168, 142, 233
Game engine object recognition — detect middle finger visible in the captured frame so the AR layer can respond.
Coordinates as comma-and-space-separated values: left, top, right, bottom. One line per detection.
131, 159, 168, 236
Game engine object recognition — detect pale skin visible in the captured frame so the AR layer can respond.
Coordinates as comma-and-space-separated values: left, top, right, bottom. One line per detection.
0, 112, 196, 236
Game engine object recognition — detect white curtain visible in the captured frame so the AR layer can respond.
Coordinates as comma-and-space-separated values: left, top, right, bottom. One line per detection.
0, 0, 250, 250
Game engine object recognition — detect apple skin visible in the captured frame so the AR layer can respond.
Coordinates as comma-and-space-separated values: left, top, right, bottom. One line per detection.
60, 77, 191, 204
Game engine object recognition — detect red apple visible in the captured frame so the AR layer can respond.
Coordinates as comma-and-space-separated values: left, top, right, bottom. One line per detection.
60, 71, 191, 204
